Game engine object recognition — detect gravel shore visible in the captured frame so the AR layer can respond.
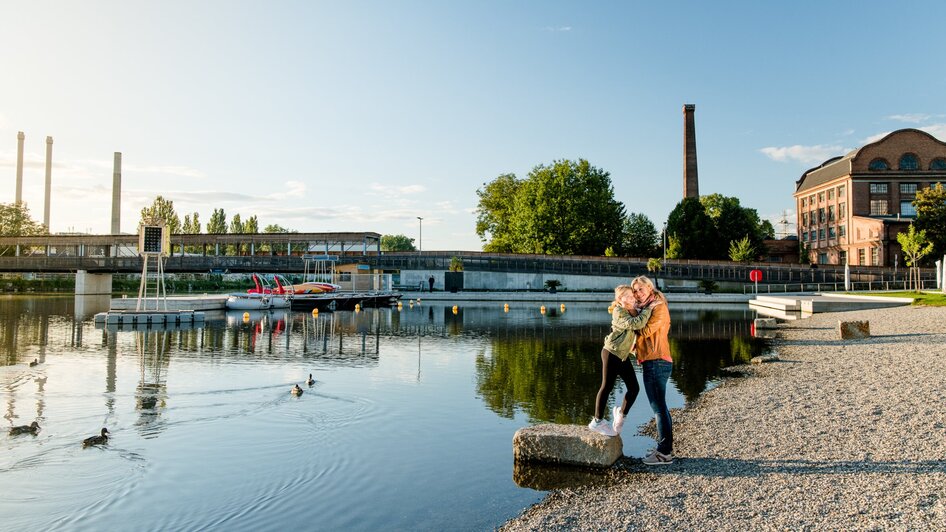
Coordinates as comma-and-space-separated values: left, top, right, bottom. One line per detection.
501, 305, 946, 530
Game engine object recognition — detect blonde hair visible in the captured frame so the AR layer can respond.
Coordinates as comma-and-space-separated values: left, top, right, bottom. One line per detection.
611, 284, 633, 307
630, 275, 667, 304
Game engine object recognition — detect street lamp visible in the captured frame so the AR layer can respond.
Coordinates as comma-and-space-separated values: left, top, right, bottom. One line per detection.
662, 222, 667, 263
416, 217, 423, 252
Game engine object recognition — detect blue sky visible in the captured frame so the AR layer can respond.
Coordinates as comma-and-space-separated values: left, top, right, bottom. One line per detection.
1, 1, 944, 250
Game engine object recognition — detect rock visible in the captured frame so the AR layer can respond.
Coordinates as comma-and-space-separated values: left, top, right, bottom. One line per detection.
751, 354, 780, 364
512, 460, 608, 490
838, 320, 870, 339
754, 318, 777, 329
513, 423, 622, 468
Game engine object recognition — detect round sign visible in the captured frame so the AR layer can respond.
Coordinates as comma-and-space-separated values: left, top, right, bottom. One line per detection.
749, 269, 762, 282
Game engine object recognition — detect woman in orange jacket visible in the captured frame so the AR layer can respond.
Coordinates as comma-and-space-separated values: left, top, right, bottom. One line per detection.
630, 275, 674, 465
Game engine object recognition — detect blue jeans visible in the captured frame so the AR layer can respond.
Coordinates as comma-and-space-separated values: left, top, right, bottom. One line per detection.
642, 359, 673, 454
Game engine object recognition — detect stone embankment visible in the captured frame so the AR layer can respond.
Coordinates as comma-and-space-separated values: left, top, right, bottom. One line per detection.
502, 305, 946, 530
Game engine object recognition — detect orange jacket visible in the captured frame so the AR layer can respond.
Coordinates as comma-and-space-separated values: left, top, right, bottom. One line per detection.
634, 302, 671, 363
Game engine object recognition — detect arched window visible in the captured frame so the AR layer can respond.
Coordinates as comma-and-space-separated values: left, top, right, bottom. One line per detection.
899, 153, 919, 170
930, 157, 946, 170
868, 158, 889, 171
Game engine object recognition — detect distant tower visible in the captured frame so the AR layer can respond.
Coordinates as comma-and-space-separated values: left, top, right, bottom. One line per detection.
683, 104, 699, 198
15, 131, 24, 204
44, 136, 53, 229
111, 152, 122, 234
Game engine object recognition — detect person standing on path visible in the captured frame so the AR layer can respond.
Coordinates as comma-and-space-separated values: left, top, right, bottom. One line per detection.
630, 275, 674, 465
428, 275, 435, 292
588, 285, 657, 437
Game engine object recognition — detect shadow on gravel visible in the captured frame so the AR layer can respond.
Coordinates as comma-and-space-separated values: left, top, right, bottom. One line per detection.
779, 335, 939, 347
614, 457, 946, 477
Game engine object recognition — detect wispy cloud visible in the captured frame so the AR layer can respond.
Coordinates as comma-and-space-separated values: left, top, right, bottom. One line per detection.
367, 183, 425, 196
887, 113, 932, 124
759, 144, 846, 164
544, 26, 572, 32
862, 124, 946, 145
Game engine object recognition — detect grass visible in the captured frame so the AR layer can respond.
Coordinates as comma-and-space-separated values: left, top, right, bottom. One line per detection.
863, 291, 946, 306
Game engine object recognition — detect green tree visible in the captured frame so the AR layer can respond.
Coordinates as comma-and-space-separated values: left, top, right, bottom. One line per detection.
263, 224, 290, 233
381, 234, 416, 251
139, 196, 181, 233
477, 160, 624, 255
665, 234, 682, 259
182, 212, 201, 234
244, 215, 259, 234
228, 214, 244, 255
896, 224, 934, 292
206, 209, 227, 234
619, 212, 659, 257
728, 235, 756, 263
475, 173, 522, 252
665, 197, 716, 259
701, 194, 771, 259
913, 182, 946, 262
0, 202, 47, 255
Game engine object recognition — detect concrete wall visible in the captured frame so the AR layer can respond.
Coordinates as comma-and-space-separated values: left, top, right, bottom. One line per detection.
75, 270, 113, 295
400, 270, 660, 292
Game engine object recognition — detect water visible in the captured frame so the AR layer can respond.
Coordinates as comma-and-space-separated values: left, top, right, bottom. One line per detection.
1, 295, 766, 531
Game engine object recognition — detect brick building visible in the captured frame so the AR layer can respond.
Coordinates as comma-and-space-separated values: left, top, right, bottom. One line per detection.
794, 128, 946, 266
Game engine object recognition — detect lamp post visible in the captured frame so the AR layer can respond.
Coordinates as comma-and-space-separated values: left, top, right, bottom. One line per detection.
662, 222, 667, 263
416, 217, 423, 252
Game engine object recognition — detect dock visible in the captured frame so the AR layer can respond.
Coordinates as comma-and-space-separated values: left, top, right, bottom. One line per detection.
749, 293, 913, 319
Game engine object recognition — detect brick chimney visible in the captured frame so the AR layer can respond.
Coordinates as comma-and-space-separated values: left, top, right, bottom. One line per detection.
683, 104, 699, 198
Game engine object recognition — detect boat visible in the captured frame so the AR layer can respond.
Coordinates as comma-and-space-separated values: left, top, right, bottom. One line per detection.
225, 274, 294, 310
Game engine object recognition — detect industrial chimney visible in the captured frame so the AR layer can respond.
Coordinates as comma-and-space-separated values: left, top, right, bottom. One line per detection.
15, 131, 24, 204
111, 152, 121, 234
44, 136, 53, 229
683, 104, 699, 198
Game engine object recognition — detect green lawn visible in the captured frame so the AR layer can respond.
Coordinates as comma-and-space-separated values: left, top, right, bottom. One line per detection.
864, 291, 946, 306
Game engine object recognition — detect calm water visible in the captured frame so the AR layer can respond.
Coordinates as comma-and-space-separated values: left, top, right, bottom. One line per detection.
1, 295, 765, 531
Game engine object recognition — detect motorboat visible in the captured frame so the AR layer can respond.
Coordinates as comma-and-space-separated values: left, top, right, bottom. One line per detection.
225, 274, 294, 310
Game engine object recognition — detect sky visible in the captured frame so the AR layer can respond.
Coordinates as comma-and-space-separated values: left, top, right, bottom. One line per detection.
1, 1, 945, 250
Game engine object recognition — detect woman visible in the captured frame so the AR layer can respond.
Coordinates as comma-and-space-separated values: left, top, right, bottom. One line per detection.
588, 285, 656, 436
630, 275, 674, 465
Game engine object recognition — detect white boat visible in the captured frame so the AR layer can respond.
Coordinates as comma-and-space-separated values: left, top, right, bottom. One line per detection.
225, 293, 291, 310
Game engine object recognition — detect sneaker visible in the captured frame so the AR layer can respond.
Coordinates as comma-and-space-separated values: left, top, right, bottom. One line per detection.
642, 450, 673, 465
612, 406, 625, 434
587, 418, 617, 437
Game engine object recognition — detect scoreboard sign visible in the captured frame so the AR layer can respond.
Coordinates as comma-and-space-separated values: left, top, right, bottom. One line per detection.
139, 225, 169, 256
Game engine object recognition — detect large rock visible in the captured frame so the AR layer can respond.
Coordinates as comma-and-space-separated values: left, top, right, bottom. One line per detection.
754, 318, 777, 329
838, 320, 870, 339
513, 423, 622, 468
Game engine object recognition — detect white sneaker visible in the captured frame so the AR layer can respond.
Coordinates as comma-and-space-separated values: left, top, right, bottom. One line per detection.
588, 418, 617, 437
642, 450, 673, 465
612, 406, 625, 434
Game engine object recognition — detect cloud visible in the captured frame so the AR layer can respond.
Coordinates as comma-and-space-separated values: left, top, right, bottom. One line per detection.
920, 124, 946, 141
544, 26, 572, 32
887, 113, 932, 124
367, 183, 425, 196
124, 164, 207, 179
759, 144, 846, 164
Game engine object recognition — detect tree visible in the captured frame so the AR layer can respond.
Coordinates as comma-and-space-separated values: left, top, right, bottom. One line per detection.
896, 224, 934, 292
263, 224, 290, 233
619, 212, 659, 257
182, 212, 201, 234
475, 173, 522, 252
476, 159, 625, 255
728, 236, 756, 263
244, 215, 259, 234
913, 182, 946, 263
381, 234, 416, 251
139, 196, 181, 233
0, 202, 47, 255
206, 209, 227, 234
700, 194, 771, 259
228, 214, 244, 255
665, 197, 716, 259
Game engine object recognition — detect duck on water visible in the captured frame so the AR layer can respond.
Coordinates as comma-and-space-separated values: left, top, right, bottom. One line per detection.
83, 428, 110, 447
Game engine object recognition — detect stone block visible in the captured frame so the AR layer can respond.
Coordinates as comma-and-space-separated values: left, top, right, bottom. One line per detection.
838, 320, 870, 339
751, 354, 780, 364
754, 318, 777, 329
513, 423, 622, 468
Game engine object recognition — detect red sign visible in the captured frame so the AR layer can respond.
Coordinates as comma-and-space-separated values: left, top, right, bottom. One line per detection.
749, 269, 762, 282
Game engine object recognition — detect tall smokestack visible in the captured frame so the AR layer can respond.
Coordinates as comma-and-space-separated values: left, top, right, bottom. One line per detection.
44, 136, 53, 229
111, 152, 121, 234
683, 104, 699, 198
15, 131, 24, 204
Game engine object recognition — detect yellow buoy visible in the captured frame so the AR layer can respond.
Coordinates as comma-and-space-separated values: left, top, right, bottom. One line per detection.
452, 307, 458, 315
312, 308, 319, 316
560, 303, 566, 312
540, 305, 546, 314
452, 305, 458, 312
354, 304, 361, 312
242, 312, 250, 322
503, 303, 509, 313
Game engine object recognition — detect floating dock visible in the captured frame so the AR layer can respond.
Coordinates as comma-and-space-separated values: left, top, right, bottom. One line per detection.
94, 309, 206, 327
749, 293, 912, 319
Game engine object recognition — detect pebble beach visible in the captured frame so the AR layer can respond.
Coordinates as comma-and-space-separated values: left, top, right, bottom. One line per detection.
501, 305, 946, 530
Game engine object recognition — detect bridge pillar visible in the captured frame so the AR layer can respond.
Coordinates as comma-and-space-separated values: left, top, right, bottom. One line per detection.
75, 270, 113, 296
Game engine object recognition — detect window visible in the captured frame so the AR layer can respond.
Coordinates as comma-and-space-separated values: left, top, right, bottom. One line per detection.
828, 205, 835, 222
858, 248, 866, 265
870, 183, 888, 194
801, 197, 807, 208
818, 228, 825, 240
809, 194, 815, 205
802, 232, 808, 242
827, 189, 834, 200
809, 230, 816, 242
802, 212, 809, 226
869, 158, 890, 171
839, 250, 847, 264
899, 153, 919, 170
819, 208, 826, 223
818, 253, 828, 265
818, 192, 825, 203
838, 225, 846, 237
828, 226, 836, 238
839, 202, 846, 218
900, 183, 917, 195
901, 200, 917, 216
870, 199, 888, 215
837, 185, 845, 197
931, 158, 946, 170
871, 247, 879, 266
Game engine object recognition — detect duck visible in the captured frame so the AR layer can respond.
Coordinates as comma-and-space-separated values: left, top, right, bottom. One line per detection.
291, 384, 304, 396
9, 421, 40, 436
82, 427, 110, 447
305, 373, 315, 386
28, 359, 38, 367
